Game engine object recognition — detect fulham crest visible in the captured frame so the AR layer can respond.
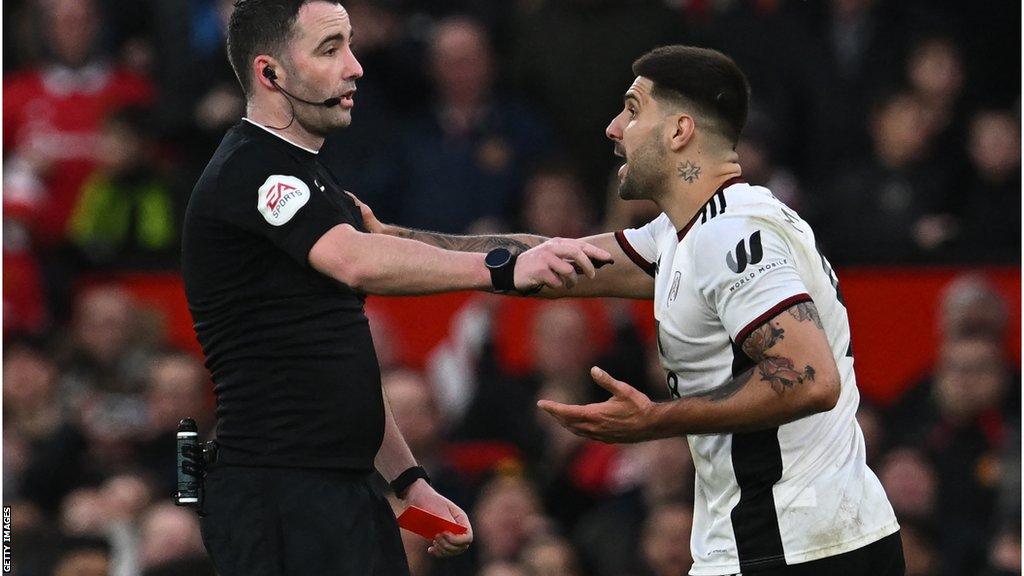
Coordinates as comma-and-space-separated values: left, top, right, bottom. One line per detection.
258, 175, 311, 226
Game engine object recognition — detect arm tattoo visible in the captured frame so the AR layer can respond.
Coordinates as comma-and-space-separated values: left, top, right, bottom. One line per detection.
741, 322, 784, 362
787, 302, 823, 329
677, 161, 701, 183
391, 228, 543, 254
758, 356, 816, 395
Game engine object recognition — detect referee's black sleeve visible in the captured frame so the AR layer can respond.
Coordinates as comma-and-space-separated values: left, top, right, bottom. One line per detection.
216, 143, 348, 267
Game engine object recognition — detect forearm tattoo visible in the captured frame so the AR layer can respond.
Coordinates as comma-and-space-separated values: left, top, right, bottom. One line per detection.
391, 227, 543, 254
677, 160, 701, 183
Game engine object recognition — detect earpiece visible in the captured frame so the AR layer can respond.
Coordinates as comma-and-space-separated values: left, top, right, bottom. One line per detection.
262, 67, 277, 81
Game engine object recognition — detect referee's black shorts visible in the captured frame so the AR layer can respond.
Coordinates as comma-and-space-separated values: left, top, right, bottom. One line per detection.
738, 531, 905, 576
199, 464, 410, 576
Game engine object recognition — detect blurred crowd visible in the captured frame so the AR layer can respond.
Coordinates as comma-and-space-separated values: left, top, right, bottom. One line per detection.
4, 272, 1021, 576
2, 0, 1020, 575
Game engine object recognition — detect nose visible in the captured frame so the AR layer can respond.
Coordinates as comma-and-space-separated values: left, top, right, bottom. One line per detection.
345, 48, 363, 81
606, 113, 623, 142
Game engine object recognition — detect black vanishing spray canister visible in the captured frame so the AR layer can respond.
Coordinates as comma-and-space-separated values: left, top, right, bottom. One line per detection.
175, 418, 200, 507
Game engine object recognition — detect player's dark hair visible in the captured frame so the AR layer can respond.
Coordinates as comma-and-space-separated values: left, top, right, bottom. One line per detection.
632, 45, 751, 145
227, 0, 342, 96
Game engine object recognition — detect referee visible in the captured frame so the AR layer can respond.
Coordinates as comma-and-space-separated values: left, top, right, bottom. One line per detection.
180, 1, 610, 574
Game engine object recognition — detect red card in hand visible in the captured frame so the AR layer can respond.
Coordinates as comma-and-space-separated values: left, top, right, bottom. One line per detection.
397, 506, 468, 539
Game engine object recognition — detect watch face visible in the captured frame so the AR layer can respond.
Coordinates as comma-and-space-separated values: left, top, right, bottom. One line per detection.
485, 248, 512, 269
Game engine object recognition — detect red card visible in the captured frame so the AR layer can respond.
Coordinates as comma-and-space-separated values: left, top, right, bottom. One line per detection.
397, 506, 468, 539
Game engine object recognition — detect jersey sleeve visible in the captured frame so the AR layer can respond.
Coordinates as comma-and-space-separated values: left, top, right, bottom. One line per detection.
615, 213, 671, 277
217, 145, 349, 267
692, 216, 812, 347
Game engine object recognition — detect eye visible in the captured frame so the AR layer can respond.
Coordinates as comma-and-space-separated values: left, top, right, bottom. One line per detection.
627, 106, 637, 119
324, 47, 337, 56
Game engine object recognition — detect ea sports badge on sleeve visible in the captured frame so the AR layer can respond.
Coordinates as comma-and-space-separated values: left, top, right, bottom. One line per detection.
258, 175, 311, 226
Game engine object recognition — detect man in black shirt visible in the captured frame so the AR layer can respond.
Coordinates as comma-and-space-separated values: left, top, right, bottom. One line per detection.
181, 1, 610, 574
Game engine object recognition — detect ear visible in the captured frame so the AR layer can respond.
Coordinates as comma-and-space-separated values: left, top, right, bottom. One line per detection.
667, 114, 696, 152
253, 55, 279, 90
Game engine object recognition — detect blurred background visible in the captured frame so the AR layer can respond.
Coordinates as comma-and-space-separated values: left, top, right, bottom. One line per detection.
2, 0, 1020, 575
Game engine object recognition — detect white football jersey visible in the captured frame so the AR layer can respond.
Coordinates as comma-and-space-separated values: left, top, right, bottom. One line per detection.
617, 179, 898, 575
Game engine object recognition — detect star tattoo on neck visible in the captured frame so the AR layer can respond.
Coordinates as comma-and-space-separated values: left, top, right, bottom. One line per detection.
677, 160, 701, 183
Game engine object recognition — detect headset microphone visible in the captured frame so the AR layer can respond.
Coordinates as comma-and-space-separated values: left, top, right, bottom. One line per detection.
262, 67, 341, 108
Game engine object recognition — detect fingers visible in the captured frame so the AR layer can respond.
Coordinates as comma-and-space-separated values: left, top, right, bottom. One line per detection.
537, 399, 594, 422
429, 531, 471, 557
589, 366, 632, 397
569, 248, 596, 278
580, 241, 614, 265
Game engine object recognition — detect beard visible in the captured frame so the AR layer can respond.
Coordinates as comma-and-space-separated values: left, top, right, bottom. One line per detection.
618, 133, 668, 200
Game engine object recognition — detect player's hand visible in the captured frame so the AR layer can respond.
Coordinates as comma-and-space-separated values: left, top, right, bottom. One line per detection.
345, 191, 386, 234
537, 366, 657, 443
514, 238, 613, 292
404, 480, 474, 558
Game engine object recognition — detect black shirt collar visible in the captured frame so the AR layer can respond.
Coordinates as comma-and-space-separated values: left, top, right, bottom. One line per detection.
241, 118, 320, 158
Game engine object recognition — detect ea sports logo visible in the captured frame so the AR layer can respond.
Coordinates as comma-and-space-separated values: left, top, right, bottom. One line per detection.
726, 230, 763, 273
258, 175, 311, 226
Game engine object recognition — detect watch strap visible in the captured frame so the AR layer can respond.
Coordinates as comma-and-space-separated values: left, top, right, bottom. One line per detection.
391, 465, 431, 499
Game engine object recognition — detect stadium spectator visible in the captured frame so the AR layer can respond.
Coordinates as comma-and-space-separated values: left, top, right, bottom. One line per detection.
133, 351, 213, 495
519, 162, 594, 240
4, 339, 89, 514
905, 36, 968, 166
473, 475, 550, 564
58, 285, 155, 399
877, 446, 937, 524
67, 106, 181, 271
734, 110, 803, 212
392, 16, 551, 233
937, 274, 1010, 342
510, 0, 682, 199
2, 0, 154, 247
953, 110, 1021, 260
137, 503, 208, 570
815, 91, 958, 263
986, 524, 1022, 576
886, 334, 1017, 574
639, 502, 695, 576
898, 520, 940, 576
520, 536, 583, 576
478, 561, 532, 576
383, 368, 472, 511
51, 537, 112, 576
574, 438, 693, 576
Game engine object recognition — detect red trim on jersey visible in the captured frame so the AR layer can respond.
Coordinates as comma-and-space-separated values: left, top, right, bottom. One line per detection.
735, 293, 813, 348
677, 176, 747, 241
614, 230, 656, 278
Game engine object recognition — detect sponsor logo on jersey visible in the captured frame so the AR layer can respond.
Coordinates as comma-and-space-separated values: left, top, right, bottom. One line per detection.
726, 230, 763, 273
258, 175, 311, 226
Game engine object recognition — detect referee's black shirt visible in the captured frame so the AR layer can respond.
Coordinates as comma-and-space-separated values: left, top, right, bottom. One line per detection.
181, 119, 383, 471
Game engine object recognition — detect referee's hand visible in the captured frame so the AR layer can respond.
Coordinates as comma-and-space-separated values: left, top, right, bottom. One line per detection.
515, 238, 613, 292
405, 480, 474, 557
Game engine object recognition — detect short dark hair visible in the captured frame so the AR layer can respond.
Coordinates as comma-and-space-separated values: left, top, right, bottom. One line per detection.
226, 0, 341, 96
632, 45, 750, 145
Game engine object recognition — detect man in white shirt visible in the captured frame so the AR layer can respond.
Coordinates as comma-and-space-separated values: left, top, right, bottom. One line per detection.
353, 45, 902, 575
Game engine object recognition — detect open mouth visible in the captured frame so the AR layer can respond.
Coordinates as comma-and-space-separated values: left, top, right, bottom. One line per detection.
339, 88, 356, 107
614, 146, 627, 179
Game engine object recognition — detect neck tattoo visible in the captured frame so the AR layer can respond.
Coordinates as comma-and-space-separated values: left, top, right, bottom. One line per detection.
677, 160, 701, 183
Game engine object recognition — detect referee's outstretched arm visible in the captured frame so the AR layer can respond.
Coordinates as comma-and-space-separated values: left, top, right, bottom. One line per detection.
308, 222, 610, 295
345, 192, 654, 300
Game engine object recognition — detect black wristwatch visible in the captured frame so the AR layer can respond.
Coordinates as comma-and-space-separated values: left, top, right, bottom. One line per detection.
485, 247, 517, 292
391, 465, 431, 499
